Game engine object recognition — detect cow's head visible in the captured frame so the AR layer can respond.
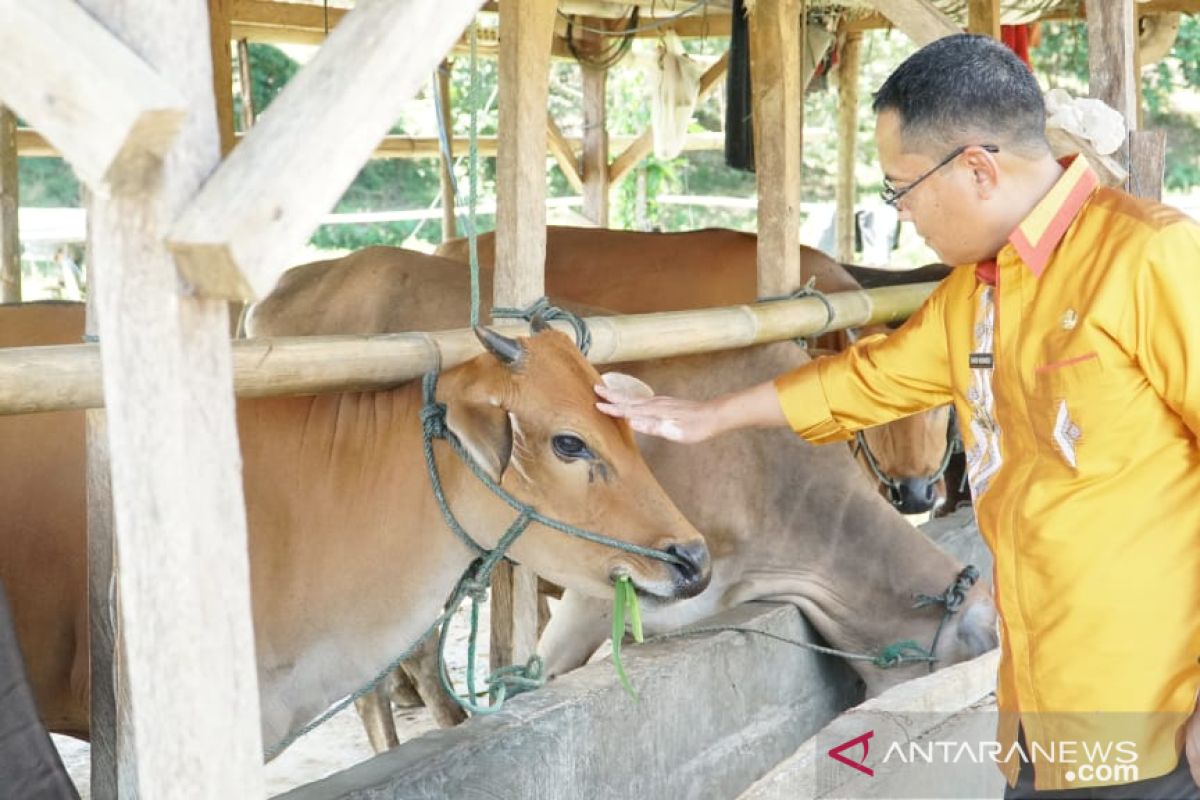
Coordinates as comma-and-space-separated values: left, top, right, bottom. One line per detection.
856, 404, 953, 515
438, 327, 710, 602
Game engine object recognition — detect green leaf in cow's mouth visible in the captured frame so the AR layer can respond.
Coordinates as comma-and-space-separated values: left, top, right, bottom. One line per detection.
612, 576, 643, 701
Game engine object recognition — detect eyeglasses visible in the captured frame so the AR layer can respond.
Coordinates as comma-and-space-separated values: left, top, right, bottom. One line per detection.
880, 144, 999, 208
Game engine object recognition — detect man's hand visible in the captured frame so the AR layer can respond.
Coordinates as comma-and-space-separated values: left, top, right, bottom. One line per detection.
594, 378, 791, 443
1187, 691, 1200, 787
594, 384, 722, 443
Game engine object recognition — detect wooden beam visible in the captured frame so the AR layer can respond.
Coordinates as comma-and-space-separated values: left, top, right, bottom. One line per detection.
0, 106, 17, 303
19, 128, 724, 162
582, 62, 609, 225
860, 0, 959, 46
437, 63, 457, 242
1128, 129, 1167, 201
0, 0, 186, 190
0, 285, 939, 416
209, 0, 236, 155
167, 0, 486, 301
77, 0, 264, 794
1086, 0, 1138, 173
967, 0, 1002, 39
750, 0, 803, 295
836, 33, 862, 264
546, 113, 585, 194
609, 51, 728, 185
491, 0, 556, 687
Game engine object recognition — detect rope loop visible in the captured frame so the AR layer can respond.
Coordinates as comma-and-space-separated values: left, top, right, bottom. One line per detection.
872, 639, 935, 669
759, 276, 837, 336
492, 296, 593, 355
913, 564, 980, 614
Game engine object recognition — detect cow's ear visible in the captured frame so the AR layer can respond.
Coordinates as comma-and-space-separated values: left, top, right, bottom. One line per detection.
600, 371, 654, 400
445, 400, 513, 482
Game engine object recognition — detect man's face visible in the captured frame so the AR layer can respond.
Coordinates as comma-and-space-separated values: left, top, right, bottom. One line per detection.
874, 110, 990, 266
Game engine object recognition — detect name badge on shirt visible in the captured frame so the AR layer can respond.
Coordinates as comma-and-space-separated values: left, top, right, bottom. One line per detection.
969, 352, 994, 369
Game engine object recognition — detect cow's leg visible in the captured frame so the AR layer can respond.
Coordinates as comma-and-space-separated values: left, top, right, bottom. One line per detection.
399, 636, 466, 728
354, 685, 399, 754
0, 583, 80, 799
537, 588, 613, 678
386, 666, 423, 708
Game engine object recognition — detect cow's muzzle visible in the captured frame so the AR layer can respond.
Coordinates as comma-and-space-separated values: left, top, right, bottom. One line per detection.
890, 477, 941, 515
664, 541, 711, 598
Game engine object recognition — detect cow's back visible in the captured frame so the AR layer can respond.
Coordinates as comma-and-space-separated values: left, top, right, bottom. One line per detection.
436, 227, 864, 312
0, 302, 89, 736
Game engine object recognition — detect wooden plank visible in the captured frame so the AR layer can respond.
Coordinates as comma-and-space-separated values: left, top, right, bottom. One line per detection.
85, 287, 121, 798
1128, 129, 1167, 201
209, 0, 236, 155
237, 39, 256, 131
860, 0, 959, 46
1086, 0, 1138, 172
966, 0, 1001, 39
546, 113, 585, 194
167, 0, 486, 301
0, 283, 940, 416
609, 51, 728, 184
836, 33, 861, 264
0, 106, 17, 302
750, 0, 803, 296
491, 0, 557, 685
582, 61, 609, 226
0, 0, 186, 191
437, 62, 456, 241
77, 0, 264, 795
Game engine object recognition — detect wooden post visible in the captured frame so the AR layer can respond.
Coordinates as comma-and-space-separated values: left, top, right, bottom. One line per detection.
1128, 129, 1167, 201
209, 0, 236, 155
749, 0, 803, 295
966, 0, 1002, 39
1086, 0, 1138, 171
0, 105, 17, 302
835, 32, 861, 264
582, 57, 609, 226
79, 0, 265, 795
237, 38, 256, 131
492, 0, 557, 674
437, 61, 456, 242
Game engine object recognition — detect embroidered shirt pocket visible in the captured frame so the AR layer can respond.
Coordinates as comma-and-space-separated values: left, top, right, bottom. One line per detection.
1033, 353, 1101, 471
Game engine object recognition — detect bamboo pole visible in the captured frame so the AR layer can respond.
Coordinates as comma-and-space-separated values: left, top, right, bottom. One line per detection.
437, 61, 456, 241
0, 284, 936, 416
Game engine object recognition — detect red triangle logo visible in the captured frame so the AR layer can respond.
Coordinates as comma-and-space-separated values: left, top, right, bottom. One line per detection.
828, 730, 875, 777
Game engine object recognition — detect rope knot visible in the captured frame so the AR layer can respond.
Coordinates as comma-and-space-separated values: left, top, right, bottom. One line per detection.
492, 296, 592, 355
914, 564, 980, 614
872, 639, 934, 669
420, 400, 448, 440
760, 276, 837, 336
487, 655, 546, 702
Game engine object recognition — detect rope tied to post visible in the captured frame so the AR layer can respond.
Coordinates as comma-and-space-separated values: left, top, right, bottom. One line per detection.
759, 276, 838, 337
491, 296, 593, 355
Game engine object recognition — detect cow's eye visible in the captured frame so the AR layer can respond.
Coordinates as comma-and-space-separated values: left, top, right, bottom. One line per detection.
552, 434, 591, 461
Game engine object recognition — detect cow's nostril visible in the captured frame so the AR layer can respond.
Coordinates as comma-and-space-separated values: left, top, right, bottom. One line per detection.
665, 541, 709, 585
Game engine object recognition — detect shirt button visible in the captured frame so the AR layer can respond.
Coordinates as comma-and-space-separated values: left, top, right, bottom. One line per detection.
1060, 309, 1078, 330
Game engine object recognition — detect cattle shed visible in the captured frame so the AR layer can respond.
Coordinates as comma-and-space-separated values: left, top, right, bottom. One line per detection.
0, 0, 1196, 797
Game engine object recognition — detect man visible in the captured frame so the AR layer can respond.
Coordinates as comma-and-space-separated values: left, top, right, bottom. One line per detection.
596, 34, 1200, 798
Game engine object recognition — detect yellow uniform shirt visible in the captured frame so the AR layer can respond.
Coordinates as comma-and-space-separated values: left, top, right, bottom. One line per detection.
775, 157, 1200, 790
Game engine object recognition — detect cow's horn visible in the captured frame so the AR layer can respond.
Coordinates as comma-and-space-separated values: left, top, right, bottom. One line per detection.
530, 310, 552, 334
474, 326, 524, 366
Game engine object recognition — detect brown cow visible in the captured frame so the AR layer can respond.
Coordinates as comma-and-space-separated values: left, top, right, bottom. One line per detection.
434, 227, 956, 515
0, 302, 709, 753
246, 250, 997, 747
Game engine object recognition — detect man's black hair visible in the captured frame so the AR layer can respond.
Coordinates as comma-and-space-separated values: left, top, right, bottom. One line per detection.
873, 34, 1049, 157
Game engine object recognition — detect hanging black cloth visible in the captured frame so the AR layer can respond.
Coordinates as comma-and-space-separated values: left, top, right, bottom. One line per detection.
724, 0, 755, 172
0, 582, 79, 799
